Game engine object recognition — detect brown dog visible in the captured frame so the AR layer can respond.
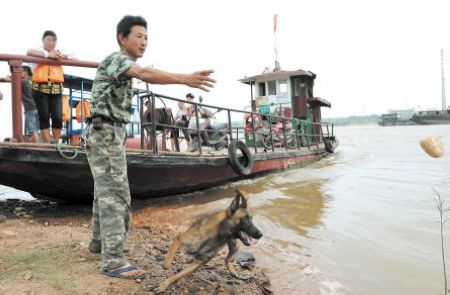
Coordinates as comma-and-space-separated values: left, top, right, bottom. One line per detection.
156, 189, 263, 293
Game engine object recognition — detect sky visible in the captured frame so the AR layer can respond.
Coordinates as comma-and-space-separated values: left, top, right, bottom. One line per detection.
0, 0, 449, 137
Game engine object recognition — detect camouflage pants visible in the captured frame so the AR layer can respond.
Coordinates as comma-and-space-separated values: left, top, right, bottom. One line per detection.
85, 123, 130, 271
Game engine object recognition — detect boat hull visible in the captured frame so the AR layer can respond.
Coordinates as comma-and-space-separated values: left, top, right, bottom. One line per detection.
0, 145, 328, 202
412, 118, 450, 125
412, 112, 450, 125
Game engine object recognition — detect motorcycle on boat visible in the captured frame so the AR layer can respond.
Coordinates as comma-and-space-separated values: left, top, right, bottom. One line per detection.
188, 97, 229, 152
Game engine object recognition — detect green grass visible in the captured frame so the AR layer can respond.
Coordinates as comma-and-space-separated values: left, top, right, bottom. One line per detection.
0, 243, 78, 292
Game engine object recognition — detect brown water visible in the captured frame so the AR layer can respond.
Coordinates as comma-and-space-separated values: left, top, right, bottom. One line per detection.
133, 124, 450, 294
2, 125, 449, 294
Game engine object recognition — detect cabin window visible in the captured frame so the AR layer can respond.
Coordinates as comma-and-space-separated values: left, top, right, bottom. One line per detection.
279, 80, 288, 94
268, 81, 276, 95
300, 82, 308, 98
258, 82, 266, 96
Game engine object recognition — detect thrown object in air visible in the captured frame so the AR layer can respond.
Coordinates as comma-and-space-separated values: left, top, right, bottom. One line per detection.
420, 136, 444, 158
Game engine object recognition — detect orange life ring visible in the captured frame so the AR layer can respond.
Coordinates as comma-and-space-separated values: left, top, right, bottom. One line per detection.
62, 95, 71, 122
76, 100, 90, 123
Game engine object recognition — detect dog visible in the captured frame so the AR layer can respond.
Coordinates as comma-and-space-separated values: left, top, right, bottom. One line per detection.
156, 189, 263, 293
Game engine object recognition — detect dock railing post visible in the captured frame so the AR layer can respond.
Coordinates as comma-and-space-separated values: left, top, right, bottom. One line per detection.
151, 93, 157, 155
68, 86, 73, 139
139, 95, 144, 150
294, 118, 300, 150
251, 112, 257, 154
320, 123, 324, 145
227, 109, 233, 141
268, 115, 275, 152
305, 121, 311, 149
80, 80, 85, 134
281, 116, 288, 151
315, 122, 319, 148
10, 60, 23, 141
194, 105, 202, 155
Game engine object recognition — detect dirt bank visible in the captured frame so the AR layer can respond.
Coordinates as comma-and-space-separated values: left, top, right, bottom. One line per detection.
0, 199, 272, 294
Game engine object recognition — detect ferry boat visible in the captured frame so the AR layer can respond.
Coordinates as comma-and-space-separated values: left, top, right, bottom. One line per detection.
411, 109, 450, 125
383, 50, 450, 126
0, 54, 337, 202
378, 109, 416, 126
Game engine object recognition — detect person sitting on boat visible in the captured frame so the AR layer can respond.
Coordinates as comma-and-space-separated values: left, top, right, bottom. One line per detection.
185, 92, 195, 119
174, 100, 192, 150
0, 66, 40, 143
85, 15, 215, 280
27, 30, 71, 143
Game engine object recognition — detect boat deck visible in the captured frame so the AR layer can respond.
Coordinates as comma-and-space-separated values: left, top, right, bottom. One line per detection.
0, 141, 325, 158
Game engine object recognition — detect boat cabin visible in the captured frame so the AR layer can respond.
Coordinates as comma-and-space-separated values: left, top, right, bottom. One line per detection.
240, 68, 332, 147
240, 69, 330, 121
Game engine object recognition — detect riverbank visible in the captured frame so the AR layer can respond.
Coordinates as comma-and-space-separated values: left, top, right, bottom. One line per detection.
0, 199, 271, 294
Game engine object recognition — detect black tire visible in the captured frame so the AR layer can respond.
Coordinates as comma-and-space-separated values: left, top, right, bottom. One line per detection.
323, 138, 335, 153
228, 140, 253, 176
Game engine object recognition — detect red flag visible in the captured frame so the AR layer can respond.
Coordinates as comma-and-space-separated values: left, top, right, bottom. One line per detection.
273, 14, 278, 33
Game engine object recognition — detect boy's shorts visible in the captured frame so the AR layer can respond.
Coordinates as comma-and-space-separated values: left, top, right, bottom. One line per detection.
24, 109, 39, 135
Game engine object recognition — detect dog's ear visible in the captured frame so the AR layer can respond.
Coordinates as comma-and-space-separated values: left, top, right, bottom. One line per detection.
235, 189, 248, 208
228, 195, 241, 216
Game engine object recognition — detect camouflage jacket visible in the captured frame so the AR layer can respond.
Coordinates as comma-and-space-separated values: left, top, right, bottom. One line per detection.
90, 52, 135, 123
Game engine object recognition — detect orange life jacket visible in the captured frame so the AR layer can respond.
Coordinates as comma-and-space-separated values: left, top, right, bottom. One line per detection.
76, 100, 90, 123
32, 64, 64, 83
62, 95, 71, 122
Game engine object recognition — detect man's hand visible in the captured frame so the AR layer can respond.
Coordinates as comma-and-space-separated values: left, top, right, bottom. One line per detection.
127, 66, 216, 91
0, 91, 3, 100
48, 50, 59, 60
185, 70, 216, 92
56, 51, 68, 61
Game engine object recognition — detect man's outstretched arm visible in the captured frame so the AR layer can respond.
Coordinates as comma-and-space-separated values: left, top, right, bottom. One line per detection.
124, 64, 216, 92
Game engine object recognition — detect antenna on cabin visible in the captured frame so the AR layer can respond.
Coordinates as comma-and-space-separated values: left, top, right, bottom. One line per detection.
441, 49, 447, 110
273, 14, 281, 72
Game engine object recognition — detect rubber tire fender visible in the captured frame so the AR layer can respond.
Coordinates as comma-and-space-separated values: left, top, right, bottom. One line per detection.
228, 140, 253, 176
323, 138, 335, 153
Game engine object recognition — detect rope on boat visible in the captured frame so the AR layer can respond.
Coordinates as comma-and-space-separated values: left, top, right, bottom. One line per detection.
55, 142, 79, 160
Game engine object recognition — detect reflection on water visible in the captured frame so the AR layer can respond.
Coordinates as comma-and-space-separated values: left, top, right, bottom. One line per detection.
2, 124, 450, 294
257, 179, 326, 237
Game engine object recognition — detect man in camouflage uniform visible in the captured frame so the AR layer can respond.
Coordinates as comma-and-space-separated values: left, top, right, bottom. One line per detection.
86, 15, 215, 279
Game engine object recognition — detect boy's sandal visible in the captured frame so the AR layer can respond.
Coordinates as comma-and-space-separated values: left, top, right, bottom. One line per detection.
101, 264, 145, 280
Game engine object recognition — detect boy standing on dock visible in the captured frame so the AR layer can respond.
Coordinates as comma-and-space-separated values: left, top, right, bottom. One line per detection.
86, 15, 215, 279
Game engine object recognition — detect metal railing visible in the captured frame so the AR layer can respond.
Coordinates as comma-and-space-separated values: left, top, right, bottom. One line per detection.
0, 53, 335, 155
138, 92, 335, 156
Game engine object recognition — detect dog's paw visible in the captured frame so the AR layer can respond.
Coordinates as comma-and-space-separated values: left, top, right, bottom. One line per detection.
153, 285, 167, 294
